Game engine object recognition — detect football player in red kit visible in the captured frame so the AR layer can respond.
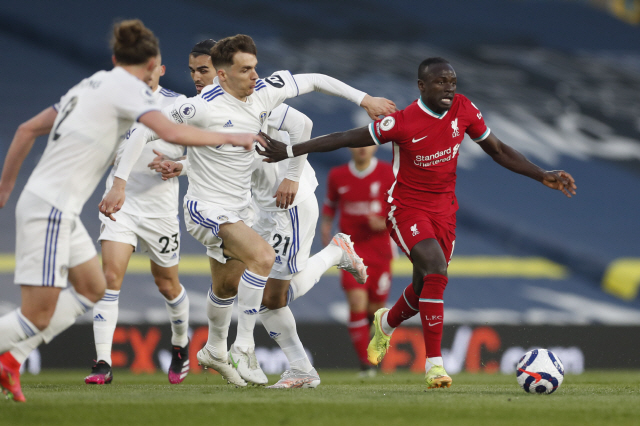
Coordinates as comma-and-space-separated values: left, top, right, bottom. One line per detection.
258, 57, 577, 389
321, 145, 395, 376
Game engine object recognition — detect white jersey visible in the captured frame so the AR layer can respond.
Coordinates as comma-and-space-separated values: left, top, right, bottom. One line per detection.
24, 67, 158, 215
105, 85, 186, 218
251, 104, 318, 211
165, 71, 366, 210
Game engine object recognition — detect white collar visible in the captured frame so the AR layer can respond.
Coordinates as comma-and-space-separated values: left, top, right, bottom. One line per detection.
418, 96, 448, 119
348, 157, 378, 178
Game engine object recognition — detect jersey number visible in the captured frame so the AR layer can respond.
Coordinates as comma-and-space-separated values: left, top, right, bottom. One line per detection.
265, 76, 285, 88
52, 96, 78, 141
272, 233, 290, 255
159, 233, 179, 254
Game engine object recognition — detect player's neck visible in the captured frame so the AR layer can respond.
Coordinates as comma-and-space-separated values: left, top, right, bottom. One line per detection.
219, 81, 247, 102
117, 64, 149, 83
354, 159, 371, 171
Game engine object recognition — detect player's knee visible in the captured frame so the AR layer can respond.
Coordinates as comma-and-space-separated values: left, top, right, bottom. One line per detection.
154, 277, 181, 299
79, 283, 106, 304
251, 246, 276, 276
262, 292, 286, 310
103, 267, 124, 289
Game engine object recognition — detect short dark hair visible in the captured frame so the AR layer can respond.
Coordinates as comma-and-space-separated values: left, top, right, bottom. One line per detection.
191, 39, 216, 57
418, 57, 450, 80
111, 19, 159, 65
210, 34, 257, 69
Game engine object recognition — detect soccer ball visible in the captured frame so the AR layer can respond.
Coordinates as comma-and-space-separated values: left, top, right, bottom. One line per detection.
516, 349, 564, 394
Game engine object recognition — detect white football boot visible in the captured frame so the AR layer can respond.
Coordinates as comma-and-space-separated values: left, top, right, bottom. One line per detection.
196, 347, 247, 387
266, 368, 321, 389
330, 233, 368, 284
228, 345, 268, 385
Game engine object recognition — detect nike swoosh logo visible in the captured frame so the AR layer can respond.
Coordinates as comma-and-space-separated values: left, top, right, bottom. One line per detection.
412, 136, 427, 143
428, 322, 442, 326
518, 368, 542, 383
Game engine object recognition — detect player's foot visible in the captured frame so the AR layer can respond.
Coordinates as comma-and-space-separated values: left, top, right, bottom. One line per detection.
367, 308, 391, 366
85, 360, 113, 385
168, 342, 189, 384
331, 233, 368, 284
0, 358, 26, 402
228, 345, 268, 385
358, 364, 377, 378
266, 368, 321, 389
197, 347, 247, 387
425, 364, 452, 389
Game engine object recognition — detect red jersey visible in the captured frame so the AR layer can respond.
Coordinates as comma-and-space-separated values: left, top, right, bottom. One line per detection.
323, 158, 395, 262
368, 94, 489, 216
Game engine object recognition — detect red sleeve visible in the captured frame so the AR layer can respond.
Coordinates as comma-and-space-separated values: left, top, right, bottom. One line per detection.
322, 168, 339, 217
464, 98, 490, 142
368, 110, 405, 146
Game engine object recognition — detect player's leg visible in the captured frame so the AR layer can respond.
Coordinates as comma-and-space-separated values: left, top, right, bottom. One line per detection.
219, 221, 274, 385
150, 261, 190, 384
85, 239, 133, 385
344, 285, 372, 373
139, 214, 190, 384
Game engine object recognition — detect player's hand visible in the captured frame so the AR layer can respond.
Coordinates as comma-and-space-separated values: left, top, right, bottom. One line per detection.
542, 170, 577, 198
98, 178, 126, 221
160, 160, 183, 180
225, 133, 265, 151
256, 132, 288, 163
0, 181, 13, 209
360, 95, 397, 120
148, 149, 169, 172
274, 178, 299, 209
368, 215, 387, 231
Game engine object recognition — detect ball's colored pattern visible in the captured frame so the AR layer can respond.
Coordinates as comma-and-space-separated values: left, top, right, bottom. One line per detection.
516, 349, 564, 394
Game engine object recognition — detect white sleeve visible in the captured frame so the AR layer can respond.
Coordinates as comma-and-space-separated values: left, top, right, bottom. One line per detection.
113, 123, 148, 181
277, 106, 312, 182
165, 96, 210, 128
292, 73, 366, 106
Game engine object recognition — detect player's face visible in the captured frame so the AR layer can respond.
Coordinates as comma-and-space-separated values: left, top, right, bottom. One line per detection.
349, 145, 378, 164
148, 54, 165, 92
218, 51, 259, 100
418, 63, 456, 114
189, 54, 216, 94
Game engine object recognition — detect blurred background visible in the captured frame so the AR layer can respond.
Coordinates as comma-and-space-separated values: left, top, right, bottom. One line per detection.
1, 0, 639, 375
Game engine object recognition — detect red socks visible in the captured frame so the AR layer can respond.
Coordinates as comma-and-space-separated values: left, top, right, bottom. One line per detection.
347, 311, 371, 366
386, 283, 420, 328
419, 274, 448, 358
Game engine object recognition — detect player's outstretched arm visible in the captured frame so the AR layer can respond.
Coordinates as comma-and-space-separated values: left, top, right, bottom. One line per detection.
139, 111, 264, 150
259, 126, 374, 163
0, 106, 57, 208
360, 95, 398, 120
478, 133, 577, 198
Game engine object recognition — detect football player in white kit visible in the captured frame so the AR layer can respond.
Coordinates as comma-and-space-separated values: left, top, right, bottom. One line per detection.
84, 54, 191, 386
0, 20, 260, 402
132, 34, 396, 387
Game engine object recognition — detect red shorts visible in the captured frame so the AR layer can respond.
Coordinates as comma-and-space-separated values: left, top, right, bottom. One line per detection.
341, 261, 392, 304
387, 206, 456, 263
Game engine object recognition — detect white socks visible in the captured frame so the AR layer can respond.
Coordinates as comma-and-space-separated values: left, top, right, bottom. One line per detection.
164, 285, 189, 348
426, 357, 444, 369
234, 270, 267, 351
93, 289, 120, 365
205, 287, 234, 360
0, 309, 38, 353
260, 306, 313, 373
381, 310, 396, 336
6, 288, 94, 362
288, 247, 339, 304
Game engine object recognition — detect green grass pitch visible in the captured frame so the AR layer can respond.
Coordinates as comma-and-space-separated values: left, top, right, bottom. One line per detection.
2, 370, 639, 426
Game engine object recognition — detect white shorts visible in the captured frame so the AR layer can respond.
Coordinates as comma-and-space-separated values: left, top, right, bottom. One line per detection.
98, 211, 181, 268
183, 197, 254, 264
14, 190, 97, 288
253, 195, 318, 280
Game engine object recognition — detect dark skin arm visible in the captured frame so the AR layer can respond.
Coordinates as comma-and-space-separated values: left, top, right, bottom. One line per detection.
478, 133, 577, 198
258, 127, 374, 163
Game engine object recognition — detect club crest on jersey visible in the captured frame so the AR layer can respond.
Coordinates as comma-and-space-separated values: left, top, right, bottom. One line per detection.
180, 103, 196, 120
411, 224, 419, 236
217, 215, 228, 222
451, 118, 460, 137
259, 111, 267, 124
380, 116, 395, 131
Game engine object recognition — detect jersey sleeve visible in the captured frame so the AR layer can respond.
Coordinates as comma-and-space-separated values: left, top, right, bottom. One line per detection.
368, 110, 405, 146
256, 71, 300, 110
165, 96, 210, 129
465, 99, 491, 142
276, 105, 313, 182
322, 169, 339, 217
111, 77, 159, 122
